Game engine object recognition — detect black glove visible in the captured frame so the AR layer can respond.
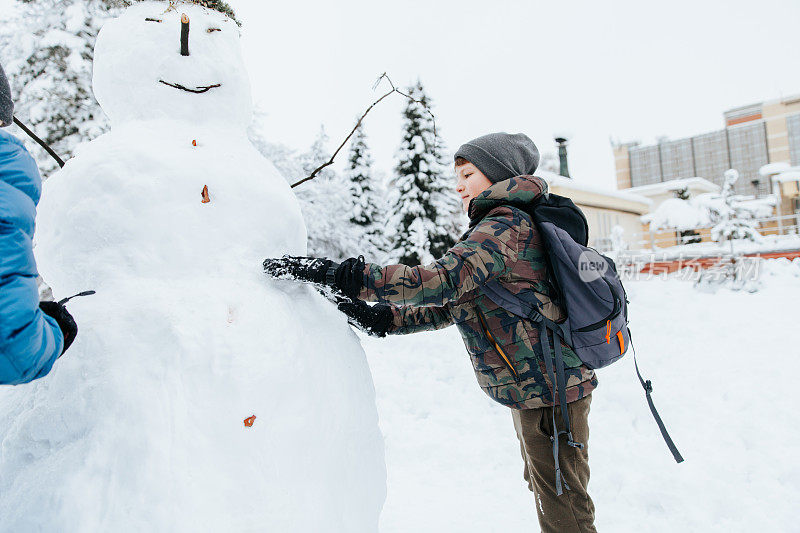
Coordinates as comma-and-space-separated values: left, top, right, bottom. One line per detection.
39, 301, 77, 356
337, 298, 393, 337
333, 256, 366, 299
264, 255, 366, 299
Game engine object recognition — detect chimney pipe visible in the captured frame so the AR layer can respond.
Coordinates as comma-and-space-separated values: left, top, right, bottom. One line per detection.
555, 136, 571, 179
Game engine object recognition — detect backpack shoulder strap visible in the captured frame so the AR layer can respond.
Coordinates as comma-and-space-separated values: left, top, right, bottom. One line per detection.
481, 280, 540, 319
629, 329, 685, 464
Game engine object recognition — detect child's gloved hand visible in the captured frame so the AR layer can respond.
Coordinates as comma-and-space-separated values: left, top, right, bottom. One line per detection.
263, 255, 333, 284
39, 301, 77, 356
337, 298, 393, 337
263, 255, 366, 299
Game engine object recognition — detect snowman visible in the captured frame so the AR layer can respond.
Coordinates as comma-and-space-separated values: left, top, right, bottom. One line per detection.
0, 2, 386, 531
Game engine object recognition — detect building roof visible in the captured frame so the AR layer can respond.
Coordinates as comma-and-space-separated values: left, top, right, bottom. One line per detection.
759, 162, 792, 177
626, 177, 721, 196
534, 170, 652, 214
772, 167, 800, 183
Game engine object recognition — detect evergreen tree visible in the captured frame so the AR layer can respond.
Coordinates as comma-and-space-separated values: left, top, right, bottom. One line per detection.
0, 0, 128, 176
673, 186, 701, 244
710, 169, 763, 250
247, 109, 305, 186
388, 80, 459, 265
674, 186, 690, 201
345, 122, 386, 259
249, 119, 363, 261
294, 126, 355, 261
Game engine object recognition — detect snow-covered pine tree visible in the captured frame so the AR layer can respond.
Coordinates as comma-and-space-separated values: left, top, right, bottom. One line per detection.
674, 186, 690, 201
710, 169, 763, 250
249, 118, 362, 260
345, 122, 386, 259
388, 80, 459, 265
428, 136, 463, 259
247, 109, 306, 186
0, 0, 128, 176
294, 125, 357, 261
673, 186, 701, 244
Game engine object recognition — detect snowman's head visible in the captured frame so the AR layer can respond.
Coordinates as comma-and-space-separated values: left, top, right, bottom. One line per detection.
93, 1, 252, 129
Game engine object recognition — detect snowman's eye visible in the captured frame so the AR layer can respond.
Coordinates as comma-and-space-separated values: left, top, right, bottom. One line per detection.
207, 28, 221, 33
145, 18, 163, 23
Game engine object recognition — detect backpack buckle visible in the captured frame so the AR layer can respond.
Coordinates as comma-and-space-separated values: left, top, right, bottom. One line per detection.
644, 380, 653, 393
566, 432, 584, 449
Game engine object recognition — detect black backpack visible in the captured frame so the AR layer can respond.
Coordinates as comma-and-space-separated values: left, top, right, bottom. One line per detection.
481, 192, 683, 496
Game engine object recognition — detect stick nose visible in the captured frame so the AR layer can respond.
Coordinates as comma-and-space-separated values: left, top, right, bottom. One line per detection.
180, 13, 190, 56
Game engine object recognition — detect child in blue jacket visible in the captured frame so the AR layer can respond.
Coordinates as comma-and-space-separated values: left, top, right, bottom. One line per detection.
0, 62, 77, 385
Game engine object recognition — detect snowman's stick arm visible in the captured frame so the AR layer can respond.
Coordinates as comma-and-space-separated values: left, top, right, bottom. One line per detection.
290, 73, 436, 189
12, 116, 65, 168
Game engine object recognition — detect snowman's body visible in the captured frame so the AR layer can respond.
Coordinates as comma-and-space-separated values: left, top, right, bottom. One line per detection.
0, 3, 385, 531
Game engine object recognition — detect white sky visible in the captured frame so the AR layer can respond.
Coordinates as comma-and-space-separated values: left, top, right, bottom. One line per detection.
227, 0, 800, 190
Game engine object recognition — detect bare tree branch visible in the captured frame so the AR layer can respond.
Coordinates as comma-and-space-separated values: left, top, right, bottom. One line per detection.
290, 73, 437, 189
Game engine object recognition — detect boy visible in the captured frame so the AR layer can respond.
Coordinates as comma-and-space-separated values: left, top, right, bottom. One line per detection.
0, 62, 78, 384
264, 132, 597, 533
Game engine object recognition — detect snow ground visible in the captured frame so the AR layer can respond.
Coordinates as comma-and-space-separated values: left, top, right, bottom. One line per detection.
360, 260, 800, 532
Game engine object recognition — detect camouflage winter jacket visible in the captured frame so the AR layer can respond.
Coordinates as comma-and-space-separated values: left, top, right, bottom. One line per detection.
359, 175, 597, 409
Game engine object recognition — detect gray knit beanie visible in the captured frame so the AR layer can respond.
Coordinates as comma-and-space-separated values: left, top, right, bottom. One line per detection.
0, 62, 12, 128
454, 132, 539, 183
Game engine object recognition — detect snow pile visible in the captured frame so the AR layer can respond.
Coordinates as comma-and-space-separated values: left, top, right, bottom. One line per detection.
0, 3, 385, 531
758, 256, 800, 279
641, 197, 711, 230
361, 259, 800, 532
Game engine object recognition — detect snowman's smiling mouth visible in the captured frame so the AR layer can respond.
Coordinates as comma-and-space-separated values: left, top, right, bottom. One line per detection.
158, 80, 221, 94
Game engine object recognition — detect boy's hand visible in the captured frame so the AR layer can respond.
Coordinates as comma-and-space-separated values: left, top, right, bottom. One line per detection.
337, 298, 393, 337
263, 255, 366, 299
39, 301, 77, 356
263, 255, 334, 284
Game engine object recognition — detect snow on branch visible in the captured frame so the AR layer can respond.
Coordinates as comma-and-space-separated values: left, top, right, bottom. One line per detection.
290, 73, 437, 189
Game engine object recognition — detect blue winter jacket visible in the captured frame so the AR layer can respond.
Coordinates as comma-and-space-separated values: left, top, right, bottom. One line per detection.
0, 128, 63, 384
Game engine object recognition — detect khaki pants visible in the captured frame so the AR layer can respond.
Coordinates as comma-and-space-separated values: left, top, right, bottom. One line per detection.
512, 394, 596, 533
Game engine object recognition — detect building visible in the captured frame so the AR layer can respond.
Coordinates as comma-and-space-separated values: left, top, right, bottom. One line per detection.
534, 170, 651, 250
613, 94, 800, 199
